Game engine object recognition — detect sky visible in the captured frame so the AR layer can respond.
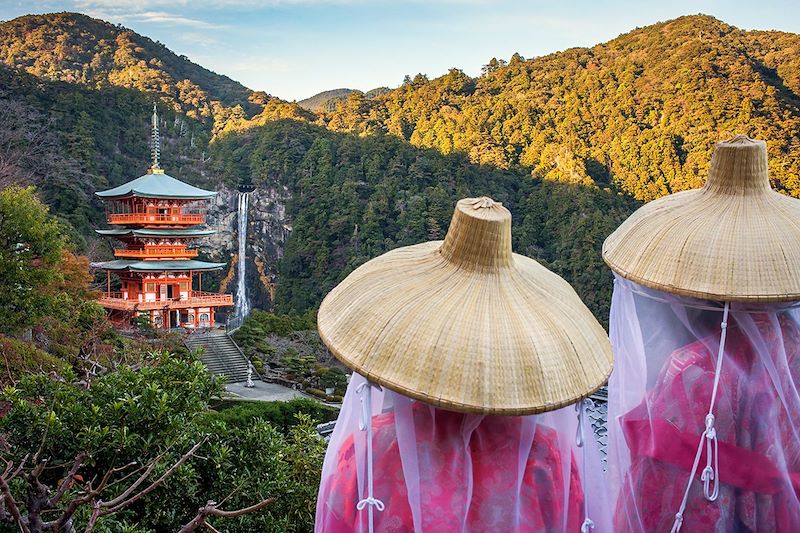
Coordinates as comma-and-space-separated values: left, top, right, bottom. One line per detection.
1, 0, 799, 101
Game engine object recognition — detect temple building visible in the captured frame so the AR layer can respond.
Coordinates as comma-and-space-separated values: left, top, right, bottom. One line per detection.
93, 105, 233, 330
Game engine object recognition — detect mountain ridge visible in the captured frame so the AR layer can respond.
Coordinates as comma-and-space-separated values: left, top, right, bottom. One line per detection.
319, 14, 800, 200
0, 12, 309, 132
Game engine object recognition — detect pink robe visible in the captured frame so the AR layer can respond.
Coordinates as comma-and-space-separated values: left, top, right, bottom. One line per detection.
617, 317, 800, 532
317, 403, 585, 532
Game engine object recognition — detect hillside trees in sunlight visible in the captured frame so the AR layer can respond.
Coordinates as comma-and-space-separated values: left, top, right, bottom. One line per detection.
319, 15, 800, 200
0, 63, 219, 238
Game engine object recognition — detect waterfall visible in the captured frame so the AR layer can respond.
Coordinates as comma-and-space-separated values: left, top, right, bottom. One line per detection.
234, 192, 251, 321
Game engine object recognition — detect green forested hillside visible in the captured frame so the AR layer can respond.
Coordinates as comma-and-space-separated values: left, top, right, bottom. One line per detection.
0, 64, 213, 237
0, 12, 309, 132
209, 120, 636, 320
320, 15, 800, 200
298, 88, 356, 112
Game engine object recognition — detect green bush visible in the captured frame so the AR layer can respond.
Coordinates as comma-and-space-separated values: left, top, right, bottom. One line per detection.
319, 366, 347, 393
0, 335, 69, 378
305, 388, 329, 400
206, 397, 337, 432
0, 352, 327, 531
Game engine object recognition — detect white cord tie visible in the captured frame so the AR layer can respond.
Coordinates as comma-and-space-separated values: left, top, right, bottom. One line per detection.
701, 414, 720, 501
355, 381, 384, 533
670, 302, 730, 532
670, 512, 684, 533
575, 399, 594, 532
356, 497, 386, 512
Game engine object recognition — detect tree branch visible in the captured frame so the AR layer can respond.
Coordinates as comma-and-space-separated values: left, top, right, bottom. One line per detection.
48, 453, 85, 507
178, 497, 274, 533
100, 438, 207, 515
0, 466, 30, 533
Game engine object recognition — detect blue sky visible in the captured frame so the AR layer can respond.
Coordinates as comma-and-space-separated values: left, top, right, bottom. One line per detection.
1, 1, 799, 101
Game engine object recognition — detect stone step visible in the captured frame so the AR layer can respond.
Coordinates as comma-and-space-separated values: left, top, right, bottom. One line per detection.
185, 333, 258, 384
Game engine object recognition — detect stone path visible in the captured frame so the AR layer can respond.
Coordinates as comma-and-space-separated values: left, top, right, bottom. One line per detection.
225, 380, 308, 402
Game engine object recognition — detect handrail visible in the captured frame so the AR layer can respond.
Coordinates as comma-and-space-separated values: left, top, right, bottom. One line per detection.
108, 213, 205, 225
98, 293, 233, 311
114, 246, 199, 258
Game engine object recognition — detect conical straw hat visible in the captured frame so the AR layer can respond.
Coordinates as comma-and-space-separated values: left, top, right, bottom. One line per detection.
317, 197, 612, 415
603, 135, 800, 303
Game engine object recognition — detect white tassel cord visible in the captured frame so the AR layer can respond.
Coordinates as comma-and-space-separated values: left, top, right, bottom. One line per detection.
576, 398, 595, 533
670, 302, 730, 533
356, 381, 385, 533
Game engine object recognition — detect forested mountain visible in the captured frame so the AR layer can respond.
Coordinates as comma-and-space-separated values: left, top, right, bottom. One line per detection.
209, 120, 636, 320
298, 89, 356, 112
1, 12, 799, 323
298, 88, 392, 112
0, 64, 213, 237
0, 12, 309, 133
320, 15, 800, 200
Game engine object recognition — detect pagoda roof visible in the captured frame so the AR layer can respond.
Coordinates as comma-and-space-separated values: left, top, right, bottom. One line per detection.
91, 259, 225, 272
96, 228, 215, 238
96, 172, 216, 200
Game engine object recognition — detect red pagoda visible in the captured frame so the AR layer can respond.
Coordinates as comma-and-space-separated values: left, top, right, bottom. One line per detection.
93, 105, 233, 330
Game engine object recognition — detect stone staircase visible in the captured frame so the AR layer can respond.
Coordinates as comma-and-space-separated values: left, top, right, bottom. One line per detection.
185, 332, 255, 384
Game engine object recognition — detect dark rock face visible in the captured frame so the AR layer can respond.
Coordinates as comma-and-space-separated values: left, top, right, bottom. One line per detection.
197, 186, 292, 314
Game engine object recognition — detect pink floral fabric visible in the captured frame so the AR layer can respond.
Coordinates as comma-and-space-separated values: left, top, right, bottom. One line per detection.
616, 315, 800, 532
317, 402, 585, 533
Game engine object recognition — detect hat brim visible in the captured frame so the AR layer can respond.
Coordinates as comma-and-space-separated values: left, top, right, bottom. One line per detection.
603, 188, 800, 302
318, 241, 613, 415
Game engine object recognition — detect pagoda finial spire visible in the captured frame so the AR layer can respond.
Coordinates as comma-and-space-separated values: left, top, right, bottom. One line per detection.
149, 102, 164, 174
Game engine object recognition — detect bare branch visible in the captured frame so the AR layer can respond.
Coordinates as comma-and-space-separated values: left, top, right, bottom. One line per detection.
178, 497, 274, 533
94, 458, 161, 510
0, 469, 30, 533
83, 501, 100, 533
49, 453, 85, 507
100, 438, 207, 515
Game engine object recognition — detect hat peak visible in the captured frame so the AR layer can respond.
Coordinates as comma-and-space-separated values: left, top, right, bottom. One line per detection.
724, 134, 759, 146
703, 135, 770, 195
469, 196, 501, 209
439, 197, 513, 270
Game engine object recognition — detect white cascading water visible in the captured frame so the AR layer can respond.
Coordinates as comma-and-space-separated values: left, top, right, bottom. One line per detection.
234, 192, 251, 321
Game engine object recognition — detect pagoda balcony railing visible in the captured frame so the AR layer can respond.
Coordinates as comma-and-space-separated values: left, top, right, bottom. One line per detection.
98, 291, 233, 311
114, 247, 199, 259
107, 213, 205, 225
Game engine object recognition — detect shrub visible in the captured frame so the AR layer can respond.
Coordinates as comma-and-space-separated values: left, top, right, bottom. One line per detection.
0, 352, 328, 531
206, 397, 337, 432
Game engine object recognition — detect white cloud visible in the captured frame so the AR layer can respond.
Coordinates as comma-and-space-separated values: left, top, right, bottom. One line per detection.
176, 31, 221, 47
132, 11, 226, 29
77, 5, 228, 31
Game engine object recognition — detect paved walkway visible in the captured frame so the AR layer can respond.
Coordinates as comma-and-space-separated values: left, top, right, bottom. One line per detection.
225, 380, 309, 402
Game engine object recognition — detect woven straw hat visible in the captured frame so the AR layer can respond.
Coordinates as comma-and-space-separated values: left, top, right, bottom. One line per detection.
603, 135, 800, 302
317, 197, 612, 415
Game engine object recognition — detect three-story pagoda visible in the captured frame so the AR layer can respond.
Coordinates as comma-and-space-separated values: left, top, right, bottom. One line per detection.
93, 105, 233, 330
